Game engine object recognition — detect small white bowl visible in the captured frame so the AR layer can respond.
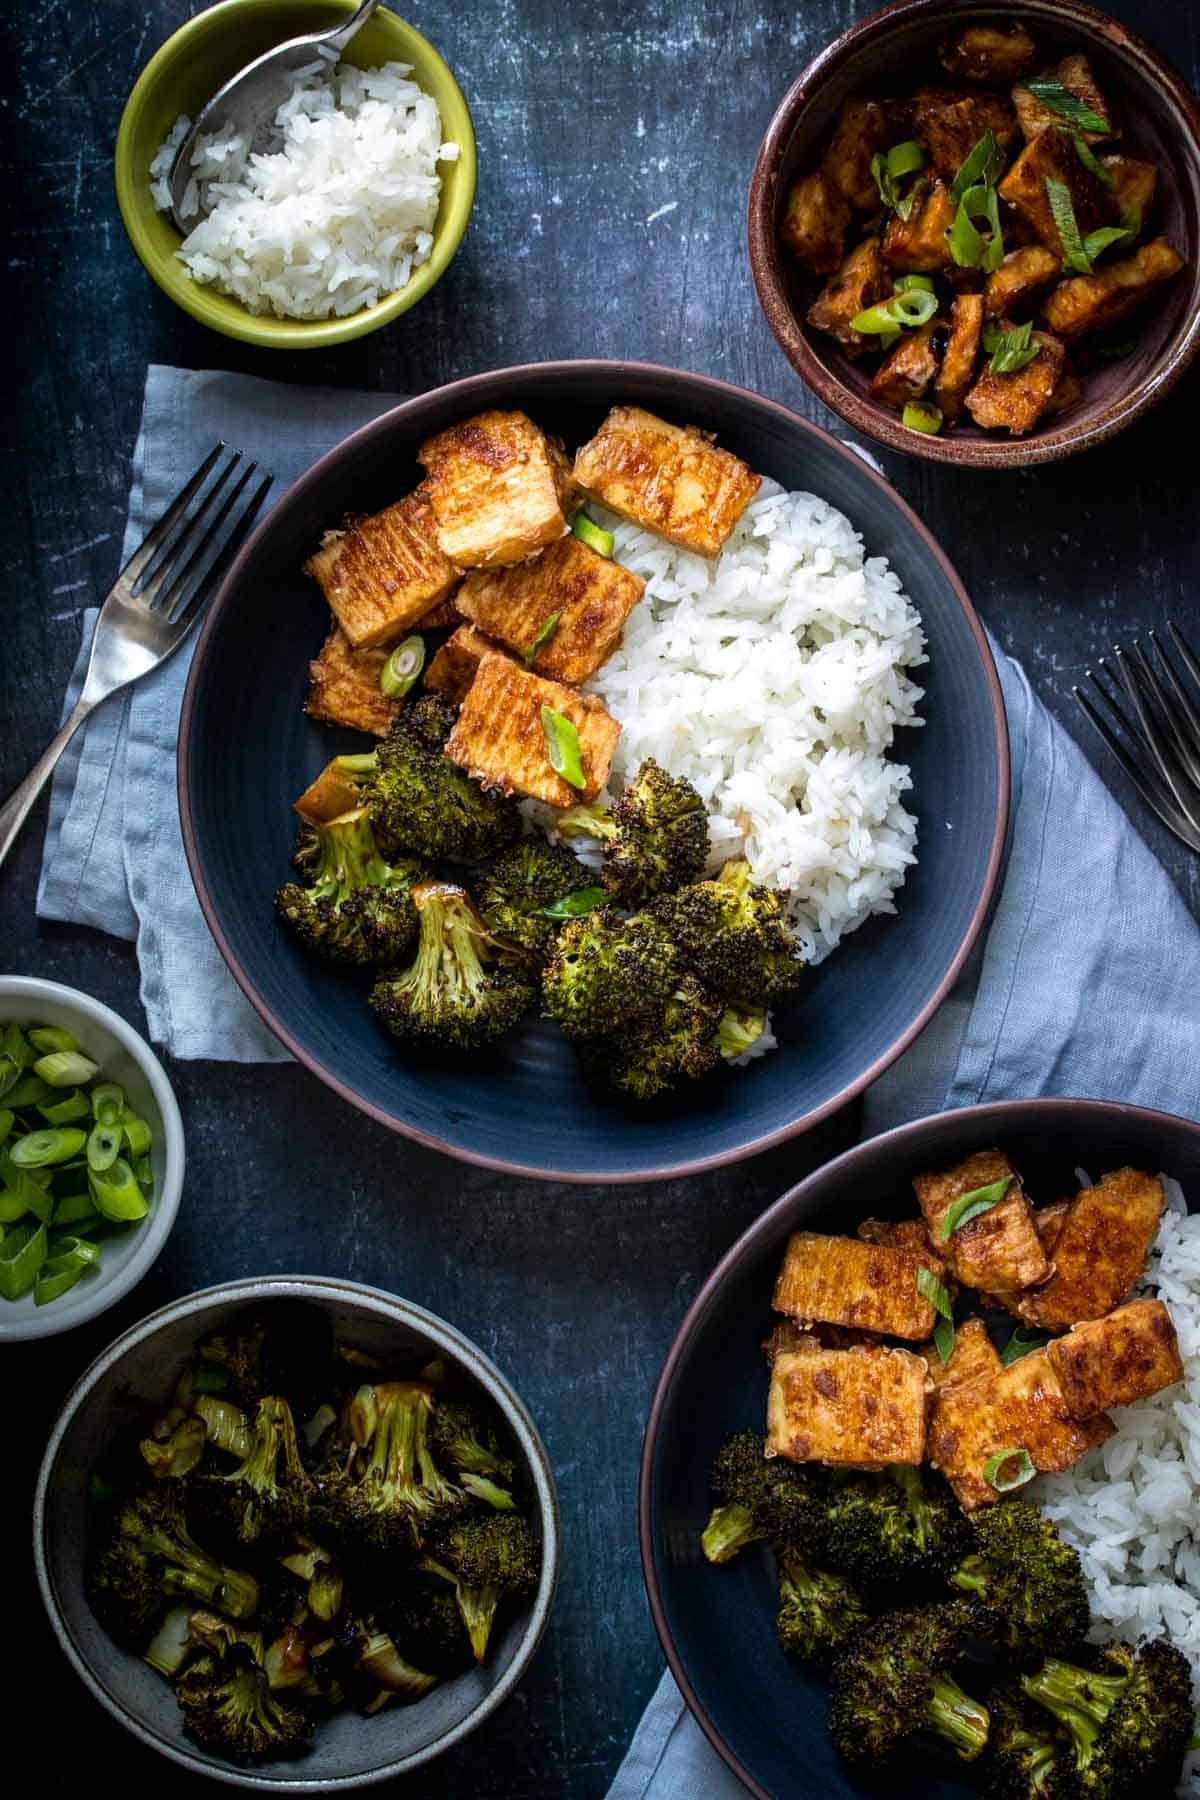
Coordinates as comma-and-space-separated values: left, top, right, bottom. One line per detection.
0, 977, 184, 1341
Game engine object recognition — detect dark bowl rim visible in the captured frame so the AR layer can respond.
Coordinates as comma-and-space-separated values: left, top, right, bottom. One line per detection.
32, 1273, 561, 1793
747, 0, 1200, 469
177, 356, 1011, 1183
637, 1094, 1200, 1799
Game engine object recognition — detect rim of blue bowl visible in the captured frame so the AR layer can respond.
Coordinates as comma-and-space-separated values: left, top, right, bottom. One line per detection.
637, 1094, 1200, 1799
177, 358, 1011, 1183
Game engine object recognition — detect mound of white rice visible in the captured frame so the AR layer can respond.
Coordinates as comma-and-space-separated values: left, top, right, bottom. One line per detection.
584, 482, 927, 965
149, 58, 457, 319
1032, 1176, 1200, 1794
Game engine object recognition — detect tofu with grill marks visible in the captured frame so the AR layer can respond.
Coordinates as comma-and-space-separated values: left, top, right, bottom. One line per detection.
998, 128, 1108, 257
303, 488, 460, 649
928, 1317, 1002, 1394
965, 329, 1066, 434
807, 237, 889, 356
572, 407, 760, 557
1040, 239, 1184, 339
766, 1342, 931, 1468
424, 623, 515, 704
870, 322, 940, 409
1013, 56, 1112, 145
444, 651, 621, 806
912, 86, 1018, 181
1018, 1168, 1165, 1329
882, 177, 958, 272
772, 1230, 939, 1342
417, 410, 576, 568
985, 246, 1062, 321
935, 293, 985, 421
456, 535, 644, 683
913, 1150, 1050, 1295
305, 626, 401, 736
1047, 1299, 1183, 1419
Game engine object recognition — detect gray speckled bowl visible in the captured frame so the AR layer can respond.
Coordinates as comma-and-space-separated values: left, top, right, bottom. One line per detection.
33, 1277, 559, 1791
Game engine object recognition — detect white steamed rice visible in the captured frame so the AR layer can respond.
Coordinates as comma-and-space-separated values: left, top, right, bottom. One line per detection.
149, 58, 457, 320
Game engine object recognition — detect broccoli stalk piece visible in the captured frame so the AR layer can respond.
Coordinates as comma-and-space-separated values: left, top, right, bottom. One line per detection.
366, 694, 520, 865
593, 975, 723, 1102
477, 839, 590, 968
354, 1627, 439, 1703
175, 1634, 311, 1759
824, 1463, 971, 1592
541, 906, 678, 1042
950, 1501, 1090, 1662
1021, 1640, 1194, 1795
715, 1005, 769, 1061
554, 758, 709, 903
775, 1546, 871, 1667
830, 1606, 990, 1769
700, 1431, 829, 1564
421, 1515, 540, 1664
982, 1681, 1075, 1800
323, 1382, 465, 1555
650, 859, 803, 1007
370, 883, 533, 1052
87, 1488, 260, 1647
207, 1395, 315, 1546
275, 807, 423, 967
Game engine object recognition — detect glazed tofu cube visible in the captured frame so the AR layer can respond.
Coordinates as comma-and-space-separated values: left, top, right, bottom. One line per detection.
1040, 238, 1184, 338
857, 1215, 945, 1264
985, 245, 1062, 319
305, 626, 400, 737
913, 1150, 1050, 1295
928, 1317, 1002, 1394
999, 128, 1108, 255
780, 169, 852, 275
1047, 1299, 1183, 1419
424, 623, 514, 704
883, 177, 958, 271
303, 488, 460, 650
870, 322, 941, 410
572, 407, 760, 557
444, 652, 621, 806
965, 328, 1066, 433
934, 293, 985, 420
822, 97, 909, 211
766, 1343, 931, 1468
456, 535, 644, 683
417, 411, 576, 567
413, 593, 463, 630
1013, 55, 1112, 145
912, 86, 1018, 181
1035, 1199, 1073, 1256
939, 23, 1036, 85
1019, 1168, 1166, 1330
772, 1230, 939, 1342
807, 237, 889, 354
1102, 154, 1158, 233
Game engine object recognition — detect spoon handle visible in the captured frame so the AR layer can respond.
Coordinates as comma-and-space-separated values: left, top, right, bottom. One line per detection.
324, 0, 382, 54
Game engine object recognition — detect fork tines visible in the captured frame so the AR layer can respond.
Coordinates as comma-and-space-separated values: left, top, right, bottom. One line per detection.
119, 443, 273, 628
1074, 623, 1200, 852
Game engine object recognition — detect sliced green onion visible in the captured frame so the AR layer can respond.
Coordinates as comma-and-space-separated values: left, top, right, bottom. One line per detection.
121, 1115, 153, 1158
524, 611, 562, 670
947, 182, 1005, 272
542, 885, 608, 919
51, 1192, 103, 1229
0, 1110, 12, 1145
38, 1089, 92, 1126
134, 1154, 153, 1191
1082, 225, 1133, 262
9, 1127, 87, 1168
195, 1395, 252, 1458
983, 1447, 1037, 1492
1022, 79, 1110, 136
0, 1150, 53, 1223
87, 1123, 123, 1174
572, 512, 614, 557
0, 1220, 48, 1300
3, 1075, 54, 1109
144, 1607, 196, 1679
88, 1158, 150, 1222
851, 289, 937, 336
933, 1314, 956, 1364
29, 1027, 81, 1056
33, 1050, 100, 1088
1072, 138, 1112, 185
871, 141, 928, 219
379, 636, 425, 700
1001, 1325, 1052, 1367
1045, 176, 1092, 273
33, 1260, 87, 1306
940, 1175, 1013, 1239
90, 1082, 125, 1125
983, 321, 1041, 376
893, 273, 935, 293
541, 706, 587, 791
950, 129, 1005, 204
47, 1234, 101, 1267
917, 1265, 953, 1320
902, 401, 943, 435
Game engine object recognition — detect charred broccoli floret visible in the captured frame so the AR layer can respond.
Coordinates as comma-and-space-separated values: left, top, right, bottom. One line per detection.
650, 859, 803, 1007
421, 1514, 540, 1664
366, 695, 520, 864
476, 838, 590, 968
1021, 1639, 1193, 1796
951, 1502, 1090, 1663
275, 807, 423, 968
822, 1464, 971, 1593
541, 906, 678, 1041
829, 1605, 990, 1769
700, 1431, 829, 1564
591, 975, 723, 1101
775, 1546, 871, 1668
370, 882, 533, 1052
87, 1487, 260, 1647
982, 1681, 1076, 1800
199, 1396, 315, 1547
554, 758, 709, 903
320, 1382, 465, 1556
426, 1397, 514, 1486
175, 1634, 311, 1759
380, 1570, 474, 1679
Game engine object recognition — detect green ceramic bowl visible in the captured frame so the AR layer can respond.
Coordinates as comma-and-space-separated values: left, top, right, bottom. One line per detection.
114, 0, 476, 349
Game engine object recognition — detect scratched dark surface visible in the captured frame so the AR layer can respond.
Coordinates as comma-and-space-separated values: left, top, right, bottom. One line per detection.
2, 0, 1200, 1794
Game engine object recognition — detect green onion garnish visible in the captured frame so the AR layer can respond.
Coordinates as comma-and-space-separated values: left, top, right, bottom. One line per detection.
940, 1175, 1013, 1240
572, 512, 614, 557
540, 706, 587, 790
851, 288, 938, 336
949, 129, 1005, 204
0, 1220, 47, 1301
933, 1314, 956, 1364
9, 1127, 88, 1169
1082, 225, 1133, 263
983, 321, 1041, 376
1045, 176, 1093, 273
947, 182, 1005, 272
33, 1051, 99, 1088
28, 1027, 80, 1057
1022, 80, 1110, 136
983, 1447, 1037, 1493
542, 885, 608, 919
524, 611, 562, 670
902, 401, 943, 435
88, 1158, 150, 1223
893, 273, 935, 293
1072, 138, 1111, 185
917, 1265, 953, 1320
871, 140, 928, 220
379, 636, 425, 700
1001, 1325, 1052, 1367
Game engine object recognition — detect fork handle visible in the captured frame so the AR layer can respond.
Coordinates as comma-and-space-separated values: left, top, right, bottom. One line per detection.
0, 697, 95, 872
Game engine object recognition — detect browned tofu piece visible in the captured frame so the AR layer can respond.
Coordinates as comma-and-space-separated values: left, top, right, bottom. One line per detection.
766, 1342, 931, 1468
417, 410, 575, 568
870, 322, 940, 409
883, 177, 959, 271
999, 127, 1108, 255
822, 97, 908, 211
1035, 1200, 1073, 1256
305, 626, 400, 737
456, 535, 644, 683
1047, 1299, 1183, 1419
929, 1317, 1002, 1394
294, 758, 370, 825
985, 245, 1062, 319
1102, 154, 1158, 233
912, 86, 1018, 181
1014, 56, 1112, 145
772, 1230, 938, 1342
1044, 369, 1083, 418
444, 652, 620, 806
572, 406, 760, 558
1019, 1168, 1166, 1330
935, 292, 985, 420
807, 236, 889, 355
914, 1150, 1050, 1295
424, 623, 514, 704
1040, 238, 1184, 339
857, 1216, 943, 1265
928, 1348, 1114, 1510
940, 23, 1037, 85
780, 169, 852, 275
413, 594, 463, 631
762, 1318, 812, 1366
303, 489, 460, 650
965, 328, 1066, 433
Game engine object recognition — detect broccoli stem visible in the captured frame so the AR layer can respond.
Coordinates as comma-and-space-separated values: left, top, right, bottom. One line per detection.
700, 1501, 762, 1565
926, 1674, 990, 1761
950, 1558, 989, 1597
1021, 1659, 1124, 1757
554, 803, 617, 843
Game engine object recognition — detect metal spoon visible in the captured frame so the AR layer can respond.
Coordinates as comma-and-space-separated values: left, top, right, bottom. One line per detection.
168, 0, 381, 234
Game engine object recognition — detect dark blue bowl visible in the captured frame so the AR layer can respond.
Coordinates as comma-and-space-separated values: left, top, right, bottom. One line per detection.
640, 1098, 1200, 1798
179, 361, 1007, 1181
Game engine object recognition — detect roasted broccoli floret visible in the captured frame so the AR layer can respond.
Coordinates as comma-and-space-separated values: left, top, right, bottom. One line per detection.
830, 1605, 990, 1770
421, 1514, 540, 1664
175, 1634, 311, 1759
541, 906, 678, 1042
370, 882, 533, 1052
367, 695, 520, 864
700, 1431, 829, 1564
476, 838, 590, 968
199, 1396, 315, 1547
275, 807, 424, 968
380, 1570, 474, 1679
982, 1681, 1076, 1800
87, 1487, 259, 1647
319, 1382, 465, 1556
591, 975, 723, 1101
951, 1502, 1090, 1663
823, 1464, 971, 1593
554, 758, 709, 903
1021, 1639, 1193, 1796
775, 1546, 871, 1668
426, 1397, 515, 1486
650, 859, 803, 1007
196, 1304, 331, 1413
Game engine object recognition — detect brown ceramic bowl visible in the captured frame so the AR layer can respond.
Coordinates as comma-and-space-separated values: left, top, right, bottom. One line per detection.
748, 0, 1200, 467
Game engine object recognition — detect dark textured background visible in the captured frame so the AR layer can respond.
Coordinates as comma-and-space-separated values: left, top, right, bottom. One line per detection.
1, 1, 1198, 1794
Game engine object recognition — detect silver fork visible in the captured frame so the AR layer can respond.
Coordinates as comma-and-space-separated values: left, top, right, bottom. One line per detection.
0, 444, 272, 871
1074, 623, 1200, 853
